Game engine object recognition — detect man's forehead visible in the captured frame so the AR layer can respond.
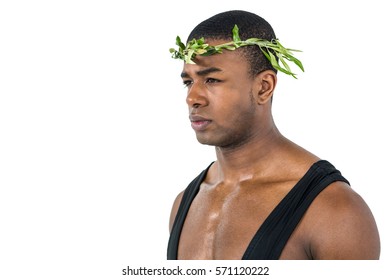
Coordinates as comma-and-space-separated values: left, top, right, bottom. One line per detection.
181, 50, 243, 76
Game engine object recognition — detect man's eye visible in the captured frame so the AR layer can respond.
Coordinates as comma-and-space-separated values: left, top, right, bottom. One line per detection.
183, 80, 193, 87
205, 78, 220, 84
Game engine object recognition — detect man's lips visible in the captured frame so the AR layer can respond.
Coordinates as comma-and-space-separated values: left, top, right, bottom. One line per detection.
189, 115, 212, 131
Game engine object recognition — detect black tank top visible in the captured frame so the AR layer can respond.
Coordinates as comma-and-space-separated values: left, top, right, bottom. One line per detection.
167, 160, 349, 260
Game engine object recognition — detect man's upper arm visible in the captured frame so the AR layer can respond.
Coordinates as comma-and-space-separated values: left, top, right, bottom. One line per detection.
169, 191, 184, 233
309, 182, 380, 259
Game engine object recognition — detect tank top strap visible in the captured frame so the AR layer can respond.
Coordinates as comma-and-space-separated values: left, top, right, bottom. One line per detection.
242, 160, 349, 260
167, 162, 213, 259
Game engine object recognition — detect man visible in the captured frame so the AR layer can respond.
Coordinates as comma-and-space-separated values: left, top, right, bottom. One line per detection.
167, 10, 380, 260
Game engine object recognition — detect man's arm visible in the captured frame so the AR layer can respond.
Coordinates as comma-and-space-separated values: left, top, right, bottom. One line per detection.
307, 182, 380, 259
169, 191, 184, 233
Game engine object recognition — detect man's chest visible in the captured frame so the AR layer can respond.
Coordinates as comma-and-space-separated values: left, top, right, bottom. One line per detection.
177, 183, 310, 259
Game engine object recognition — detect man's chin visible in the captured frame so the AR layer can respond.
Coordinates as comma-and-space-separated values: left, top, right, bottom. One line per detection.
195, 136, 216, 146
195, 135, 227, 147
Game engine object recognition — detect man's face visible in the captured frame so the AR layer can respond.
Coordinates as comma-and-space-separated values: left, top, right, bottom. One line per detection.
181, 42, 259, 149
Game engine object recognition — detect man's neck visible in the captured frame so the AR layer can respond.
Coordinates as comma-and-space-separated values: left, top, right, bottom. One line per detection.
213, 126, 286, 183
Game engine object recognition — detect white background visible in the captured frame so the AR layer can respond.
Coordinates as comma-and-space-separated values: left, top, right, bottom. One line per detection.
1, 0, 389, 279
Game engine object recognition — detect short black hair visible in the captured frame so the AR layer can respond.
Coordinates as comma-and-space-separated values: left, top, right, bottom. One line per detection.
187, 10, 277, 77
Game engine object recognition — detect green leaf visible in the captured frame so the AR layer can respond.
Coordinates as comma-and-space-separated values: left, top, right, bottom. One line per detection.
196, 49, 208, 54
224, 45, 237, 51
176, 36, 186, 50
170, 24, 304, 79
232, 24, 241, 42
290, 56, 305, 72
277, 53, 292, 73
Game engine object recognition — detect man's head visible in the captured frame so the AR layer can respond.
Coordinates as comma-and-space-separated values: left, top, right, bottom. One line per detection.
187, 10, 277, 77
181, 10, 278, 150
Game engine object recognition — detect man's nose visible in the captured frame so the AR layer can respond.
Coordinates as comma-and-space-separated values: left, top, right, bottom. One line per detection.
186, 82, 208, 108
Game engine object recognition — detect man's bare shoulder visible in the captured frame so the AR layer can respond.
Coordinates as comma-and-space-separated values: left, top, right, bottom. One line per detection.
303, 181, 380, 259
169, 191, 185, 233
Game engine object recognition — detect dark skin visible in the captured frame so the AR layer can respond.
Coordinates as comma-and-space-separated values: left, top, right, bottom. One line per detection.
169, 40, 381, 260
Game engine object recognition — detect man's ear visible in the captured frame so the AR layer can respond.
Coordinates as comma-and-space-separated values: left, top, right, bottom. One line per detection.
253, 70, 277, 104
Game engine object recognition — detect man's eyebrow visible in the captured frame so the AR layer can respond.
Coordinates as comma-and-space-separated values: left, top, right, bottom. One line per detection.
181, 67, 222, 78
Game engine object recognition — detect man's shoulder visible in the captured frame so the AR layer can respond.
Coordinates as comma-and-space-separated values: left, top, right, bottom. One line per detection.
169, 190, 185, 233
303, 181, 381, 259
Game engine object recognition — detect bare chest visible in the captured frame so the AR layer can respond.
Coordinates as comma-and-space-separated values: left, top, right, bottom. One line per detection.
177, 182, 309, 259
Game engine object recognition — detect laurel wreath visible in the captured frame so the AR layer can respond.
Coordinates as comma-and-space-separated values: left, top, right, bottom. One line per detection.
170, 25, 304, 79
